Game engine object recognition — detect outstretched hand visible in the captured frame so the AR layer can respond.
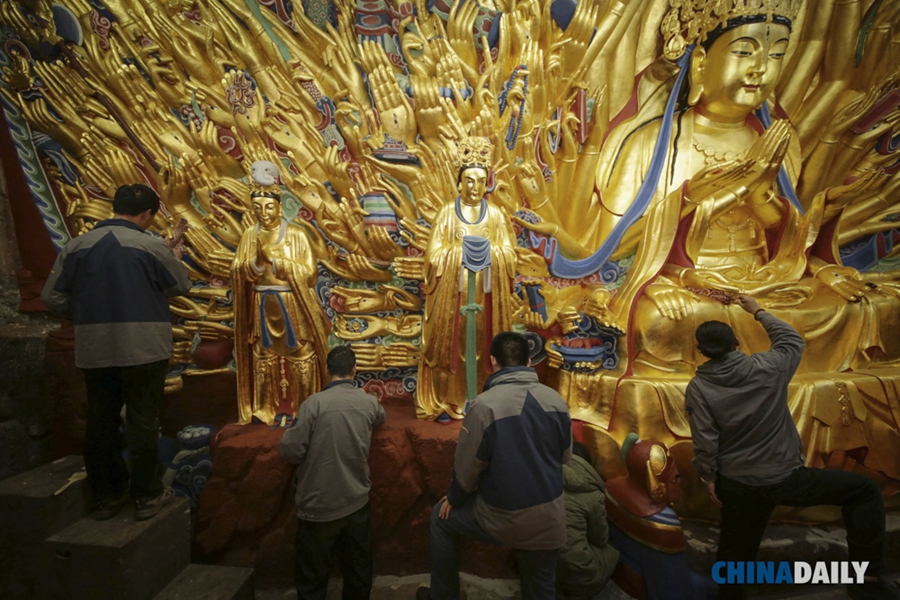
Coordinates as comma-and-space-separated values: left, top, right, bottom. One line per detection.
736, 294, 761, 315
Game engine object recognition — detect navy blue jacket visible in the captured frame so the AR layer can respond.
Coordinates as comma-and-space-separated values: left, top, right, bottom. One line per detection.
448, 367, 572, 550
41, 219, 191, 368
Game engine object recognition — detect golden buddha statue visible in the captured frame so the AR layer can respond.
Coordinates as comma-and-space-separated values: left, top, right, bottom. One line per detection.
415, 137, 519, 420
5, 0, 900, 509
231, 162, 331, 425
568, 0, 900, 504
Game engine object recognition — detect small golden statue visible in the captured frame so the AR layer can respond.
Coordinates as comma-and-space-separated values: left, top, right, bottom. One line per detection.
416, 137, 519, 420
232, 161, 331, 425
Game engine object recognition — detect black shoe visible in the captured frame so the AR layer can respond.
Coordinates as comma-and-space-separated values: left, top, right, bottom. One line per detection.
134, 487, 174, 521
415, 586, 432, 600
94, 493, 129, 521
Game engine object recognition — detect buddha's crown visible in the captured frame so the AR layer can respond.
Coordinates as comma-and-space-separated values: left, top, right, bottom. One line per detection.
454, 136, 493, 173
661, 0, 802, 60
250, 185, 282, 200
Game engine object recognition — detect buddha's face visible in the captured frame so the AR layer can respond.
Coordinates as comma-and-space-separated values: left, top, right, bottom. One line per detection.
458, 167, 488, 206
692, 21, 791, 121
252, 197, 281, 229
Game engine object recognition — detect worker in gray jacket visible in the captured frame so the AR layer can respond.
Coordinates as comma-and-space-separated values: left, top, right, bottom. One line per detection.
41, 184, 191, 522
685, 295, 886, 600
280, 345, 386, 600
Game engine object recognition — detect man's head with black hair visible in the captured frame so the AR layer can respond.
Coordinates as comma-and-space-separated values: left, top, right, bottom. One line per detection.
113, 184, 160, 217
326, 345, 356, 379
696, 320, 739, 360
490, 331, 530, 368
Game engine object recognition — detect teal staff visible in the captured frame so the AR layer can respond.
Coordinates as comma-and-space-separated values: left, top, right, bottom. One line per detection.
460, 266, 482, 408
459, 233, 492, 411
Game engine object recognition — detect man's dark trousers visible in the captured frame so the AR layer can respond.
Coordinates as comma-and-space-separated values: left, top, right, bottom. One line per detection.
428, 500, 561, 600
295, 503, 373, 600
82, 359, 168, 503
715, 467, 885, 600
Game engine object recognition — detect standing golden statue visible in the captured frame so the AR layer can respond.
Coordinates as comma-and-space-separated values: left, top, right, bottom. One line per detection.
415, 137, 518, 420
231, 161, 330, 425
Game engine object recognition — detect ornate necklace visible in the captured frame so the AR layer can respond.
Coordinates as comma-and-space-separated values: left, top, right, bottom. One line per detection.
692, 112, 749, 167
712, 216, 757, 252
692, 138, 746, 168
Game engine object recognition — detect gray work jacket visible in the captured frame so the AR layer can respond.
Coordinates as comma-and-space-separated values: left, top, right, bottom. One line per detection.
280, 379, 386, 522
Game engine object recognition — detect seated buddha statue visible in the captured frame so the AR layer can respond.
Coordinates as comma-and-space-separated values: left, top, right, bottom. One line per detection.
570, 1, 900, 494
608, 6, 900, 367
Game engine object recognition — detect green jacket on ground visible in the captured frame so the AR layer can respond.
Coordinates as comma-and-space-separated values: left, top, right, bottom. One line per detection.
556, 455, 620, 600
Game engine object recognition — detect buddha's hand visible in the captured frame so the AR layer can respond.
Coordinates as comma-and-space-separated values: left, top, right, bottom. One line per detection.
383, 285, 423, 311
516, 162, 548, 211
646, 284, 699, 321
512, 216, 558, 238
584, 289, 621, 330
368, 226, 404, 262
362, 42, 418, 146
680, 268, 742, 295
255, 236, 273, 266
351, 344, 384, 370
521, 311, 552, 330
556, 308, 583, 334
743, 119, 792, 201
393, 256, 425, 280
339, 254, 395, 283
332, 287, 385, 313
824, 169, 890, 208
815, 265, 871, 302
171, 340, 194, 365
685, 160, 753, 204
158, 157, 192, 213
382, 342, 421, 368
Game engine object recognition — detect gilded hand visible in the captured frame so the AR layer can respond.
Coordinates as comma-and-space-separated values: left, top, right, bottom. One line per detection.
338, 254, 394, 283
647, 285, 698, 321
368, 226, 404, 261
392, 256, 425, 280
814, 265, 870, 303
743, 120, 792, 200
382, 342, 421, 367
398, 217, 431, 252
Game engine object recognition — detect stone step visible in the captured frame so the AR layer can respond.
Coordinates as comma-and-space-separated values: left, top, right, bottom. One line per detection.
0, 455, 91, 599
44, 495, 191, 600
153, 564, 255, 600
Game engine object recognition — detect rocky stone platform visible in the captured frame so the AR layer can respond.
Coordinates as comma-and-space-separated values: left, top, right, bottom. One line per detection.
194, 404, 518, 587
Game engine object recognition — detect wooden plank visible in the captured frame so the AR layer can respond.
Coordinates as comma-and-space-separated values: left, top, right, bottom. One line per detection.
153, 564, 255, 600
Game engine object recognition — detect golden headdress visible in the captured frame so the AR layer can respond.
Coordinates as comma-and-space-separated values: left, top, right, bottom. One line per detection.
661, 0, 802, 60
250, 185, 282, 200
454, 136, 493, 173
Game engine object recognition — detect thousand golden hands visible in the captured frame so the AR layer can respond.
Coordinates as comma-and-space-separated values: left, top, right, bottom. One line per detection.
3, 0, 900, 511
